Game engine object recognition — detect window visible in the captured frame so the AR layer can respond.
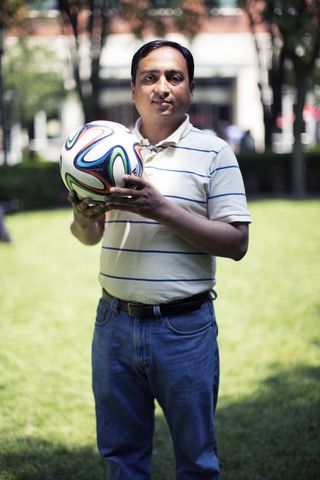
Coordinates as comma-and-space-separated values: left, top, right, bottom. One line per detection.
218, 0, 237, 7
206, 0, 239, 14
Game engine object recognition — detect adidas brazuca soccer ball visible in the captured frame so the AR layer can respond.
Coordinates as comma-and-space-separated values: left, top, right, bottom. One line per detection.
60, 120, 144, 202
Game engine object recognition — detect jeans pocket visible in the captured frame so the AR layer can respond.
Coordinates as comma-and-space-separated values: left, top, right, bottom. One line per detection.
95, 298, 113, 327
164, 301, 214, 336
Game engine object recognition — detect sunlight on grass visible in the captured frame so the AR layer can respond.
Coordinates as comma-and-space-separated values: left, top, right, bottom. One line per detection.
0, 200, 319, 480
216, 200, 320, 398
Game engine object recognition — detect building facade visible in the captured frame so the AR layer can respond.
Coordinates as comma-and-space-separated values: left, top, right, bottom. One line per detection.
1, 3, 319, 164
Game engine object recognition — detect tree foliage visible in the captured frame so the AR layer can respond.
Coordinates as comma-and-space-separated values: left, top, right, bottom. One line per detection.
3, 39, 66, 128
0, 0, 28, 30
239, 0, 320, 196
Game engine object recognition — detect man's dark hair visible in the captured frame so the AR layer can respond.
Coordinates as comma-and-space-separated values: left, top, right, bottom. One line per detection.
131, 39, 195, 84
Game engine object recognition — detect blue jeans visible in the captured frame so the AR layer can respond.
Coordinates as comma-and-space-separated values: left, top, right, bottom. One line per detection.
92, 296, 220, 480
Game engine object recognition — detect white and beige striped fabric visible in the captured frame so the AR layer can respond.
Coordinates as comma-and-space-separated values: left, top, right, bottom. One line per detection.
99, 115, 251, 304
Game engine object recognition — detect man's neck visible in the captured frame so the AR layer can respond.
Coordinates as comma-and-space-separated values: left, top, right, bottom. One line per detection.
139, 116, 185, 145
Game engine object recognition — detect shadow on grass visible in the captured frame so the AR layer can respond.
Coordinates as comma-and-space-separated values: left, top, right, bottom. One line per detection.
217, 364, 320, 480
1, 365, 319, 480
0, 428, 175, 480
0, 440, 105, 480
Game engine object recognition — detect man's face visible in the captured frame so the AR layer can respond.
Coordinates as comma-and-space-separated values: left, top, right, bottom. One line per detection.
131, 46, 194, 131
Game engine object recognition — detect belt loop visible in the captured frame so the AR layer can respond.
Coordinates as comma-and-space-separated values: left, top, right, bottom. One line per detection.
110, 297, 119, 315
152, 305, 162, 320
210, 289, 217, 301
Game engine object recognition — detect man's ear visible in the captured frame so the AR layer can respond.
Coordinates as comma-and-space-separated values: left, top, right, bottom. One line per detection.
131, 81, 135, 97
190, 81, 195, 96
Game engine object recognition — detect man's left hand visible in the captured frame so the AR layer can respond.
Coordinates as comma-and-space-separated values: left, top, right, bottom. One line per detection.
105, 175, 167, 220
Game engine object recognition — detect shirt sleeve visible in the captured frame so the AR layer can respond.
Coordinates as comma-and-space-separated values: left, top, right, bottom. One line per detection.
208, 144, 251, 223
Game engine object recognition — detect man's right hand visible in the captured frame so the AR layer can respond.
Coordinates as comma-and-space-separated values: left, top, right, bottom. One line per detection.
68, 191, 111, 245
68, 191, 111, 229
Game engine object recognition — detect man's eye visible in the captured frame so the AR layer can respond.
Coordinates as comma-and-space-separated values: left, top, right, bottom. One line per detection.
143, 74, 155, 83
169, 74, 183, 83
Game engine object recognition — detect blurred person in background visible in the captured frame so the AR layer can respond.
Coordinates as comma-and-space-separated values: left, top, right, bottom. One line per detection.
0, 203, 12, 242
240, 129, 256, 153
225, 123, 243, 152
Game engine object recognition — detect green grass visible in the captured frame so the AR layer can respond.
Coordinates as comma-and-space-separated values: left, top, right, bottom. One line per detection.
0, 200, 319, 480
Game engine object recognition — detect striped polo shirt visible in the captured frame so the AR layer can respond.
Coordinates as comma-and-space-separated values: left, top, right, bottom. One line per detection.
99, 115, 251, 304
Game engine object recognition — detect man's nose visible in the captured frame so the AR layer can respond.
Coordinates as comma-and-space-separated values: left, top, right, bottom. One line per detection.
154, 75, 170, 94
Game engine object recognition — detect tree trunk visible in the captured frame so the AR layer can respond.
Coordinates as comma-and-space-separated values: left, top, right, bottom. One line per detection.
292, 67, 307, 198
257, 82, 273, 149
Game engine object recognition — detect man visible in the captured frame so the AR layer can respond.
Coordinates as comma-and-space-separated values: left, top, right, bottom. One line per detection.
68, 40, 251, 480
0, 206, 11, 242
240, 129, 256, 152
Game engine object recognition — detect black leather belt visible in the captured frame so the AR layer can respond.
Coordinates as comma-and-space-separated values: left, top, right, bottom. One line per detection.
102, 289, 211, 319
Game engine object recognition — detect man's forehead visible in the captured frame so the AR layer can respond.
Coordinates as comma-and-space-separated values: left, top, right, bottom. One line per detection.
137, 48, 188, 72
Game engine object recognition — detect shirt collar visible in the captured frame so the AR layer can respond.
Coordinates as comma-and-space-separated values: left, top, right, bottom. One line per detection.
133, 115, 193, 148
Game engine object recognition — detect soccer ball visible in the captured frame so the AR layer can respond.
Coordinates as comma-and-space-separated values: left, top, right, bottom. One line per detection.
60, 120, 144, 202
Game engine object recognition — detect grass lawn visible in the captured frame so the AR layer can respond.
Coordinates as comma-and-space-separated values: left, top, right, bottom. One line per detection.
0, 199, 319, 480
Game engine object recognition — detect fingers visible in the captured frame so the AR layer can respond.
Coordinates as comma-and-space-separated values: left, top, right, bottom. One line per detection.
67, 176, 149, 219
124, 175, 146, 191
104, 176, 164, 220
68, 190, 80, 206
68, 191, 110, 219
79, 200, 109, 218
77, 197, 93, 211
109, 177, 144, 197
68, 176, 145, 205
